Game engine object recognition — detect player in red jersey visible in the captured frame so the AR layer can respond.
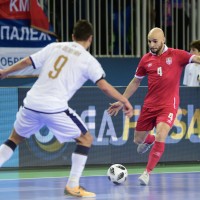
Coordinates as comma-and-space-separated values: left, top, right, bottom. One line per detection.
108, 27, 200, 185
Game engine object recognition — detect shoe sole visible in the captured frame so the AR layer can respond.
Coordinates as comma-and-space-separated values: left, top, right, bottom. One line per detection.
64, 188, 96, 198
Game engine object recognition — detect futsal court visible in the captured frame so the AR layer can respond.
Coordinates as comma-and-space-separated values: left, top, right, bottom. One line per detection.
0, 164, 200, 200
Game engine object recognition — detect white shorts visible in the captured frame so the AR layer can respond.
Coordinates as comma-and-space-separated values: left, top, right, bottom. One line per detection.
14, 106, 88, 143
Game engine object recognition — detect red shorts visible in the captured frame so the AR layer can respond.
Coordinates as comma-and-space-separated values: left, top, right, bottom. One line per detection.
136, 106, 178, 131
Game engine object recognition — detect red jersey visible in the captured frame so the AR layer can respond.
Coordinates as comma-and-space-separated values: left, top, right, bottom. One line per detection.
135, 46, 194, 109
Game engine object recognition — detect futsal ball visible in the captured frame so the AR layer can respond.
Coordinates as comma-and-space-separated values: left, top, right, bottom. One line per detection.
107, 164, 128, 185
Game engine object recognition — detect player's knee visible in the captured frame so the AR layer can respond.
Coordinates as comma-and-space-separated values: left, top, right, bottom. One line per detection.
85, 132, 93, 145
78, 132, 93, 147
155, 131, 168, 142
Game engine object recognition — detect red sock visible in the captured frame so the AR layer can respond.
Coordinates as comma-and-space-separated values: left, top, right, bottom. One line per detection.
146, 141, 165, 173
144, 134, 155, 144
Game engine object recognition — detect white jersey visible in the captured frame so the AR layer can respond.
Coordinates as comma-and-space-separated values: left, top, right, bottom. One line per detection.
24, 42, 105, 112
183, 63, 200, 86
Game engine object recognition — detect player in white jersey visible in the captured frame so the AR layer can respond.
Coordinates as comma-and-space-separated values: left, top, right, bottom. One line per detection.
183, 63, 200, 86
183, 40, 200, 86
0, 20, 133, 198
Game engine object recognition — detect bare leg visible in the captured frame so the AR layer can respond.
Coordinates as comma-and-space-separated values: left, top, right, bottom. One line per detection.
134, 130, 150, 145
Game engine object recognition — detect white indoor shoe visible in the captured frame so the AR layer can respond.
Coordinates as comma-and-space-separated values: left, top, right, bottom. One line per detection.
138, 170, 150, 185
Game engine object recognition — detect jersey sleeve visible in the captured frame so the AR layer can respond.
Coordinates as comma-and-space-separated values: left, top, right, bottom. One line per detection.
87, 57, 106, 83
175, 49, 193, 67
30, 43, 54, 69
135, 57, 146, 79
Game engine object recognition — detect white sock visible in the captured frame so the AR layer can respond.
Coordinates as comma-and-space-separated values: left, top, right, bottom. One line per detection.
0, 144, 14, 167
67, 153, 87, 188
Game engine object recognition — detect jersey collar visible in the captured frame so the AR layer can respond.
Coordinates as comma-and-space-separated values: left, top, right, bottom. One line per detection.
72, 41, 86, 50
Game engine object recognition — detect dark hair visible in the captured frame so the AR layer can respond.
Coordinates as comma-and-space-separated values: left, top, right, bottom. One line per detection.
190, 40, 200, 52
73, 20, 93, 41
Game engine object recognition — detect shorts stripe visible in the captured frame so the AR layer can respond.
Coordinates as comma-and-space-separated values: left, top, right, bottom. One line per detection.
65, 109, 87, 135
24, 106, 65, 114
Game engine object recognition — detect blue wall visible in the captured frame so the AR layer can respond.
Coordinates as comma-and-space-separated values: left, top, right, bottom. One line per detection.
94, 58, 144, 86
0, 58, 186, 87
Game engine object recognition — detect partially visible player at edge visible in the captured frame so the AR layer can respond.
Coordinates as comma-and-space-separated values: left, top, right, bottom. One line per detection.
0, 20, 133, 197
108, 27, 200, 185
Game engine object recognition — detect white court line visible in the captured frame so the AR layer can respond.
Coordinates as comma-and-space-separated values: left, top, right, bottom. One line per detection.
0, 171, 200, 181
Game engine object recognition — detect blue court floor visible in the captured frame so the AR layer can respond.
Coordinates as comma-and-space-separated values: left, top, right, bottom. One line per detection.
0, 172, 200, 200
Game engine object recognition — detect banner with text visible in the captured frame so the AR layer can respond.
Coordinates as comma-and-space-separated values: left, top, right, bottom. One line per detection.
0, 0, 57, 76
17, 87, 200, 167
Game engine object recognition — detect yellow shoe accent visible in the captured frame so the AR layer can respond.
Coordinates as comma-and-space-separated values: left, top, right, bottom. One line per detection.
64, 185, 96, 198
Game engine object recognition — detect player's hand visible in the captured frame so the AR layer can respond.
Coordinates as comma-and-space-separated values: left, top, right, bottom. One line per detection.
107, 101, 123, 116
123, 101, 133, 118
108, 101, 133, 118
0, 69, 8, 80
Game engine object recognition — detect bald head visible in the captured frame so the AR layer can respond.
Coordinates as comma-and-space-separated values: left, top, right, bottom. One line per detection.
148, 27, 165, 41
147, 27, 166, 55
